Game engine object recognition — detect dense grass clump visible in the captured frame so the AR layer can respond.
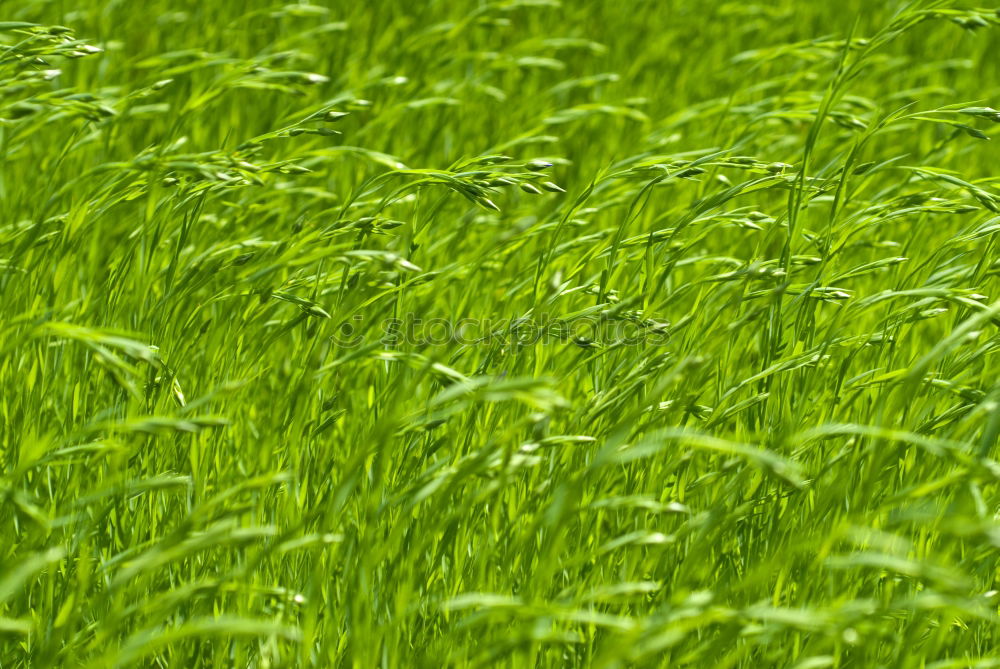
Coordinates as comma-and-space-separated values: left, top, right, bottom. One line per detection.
3, 0, 1000, 666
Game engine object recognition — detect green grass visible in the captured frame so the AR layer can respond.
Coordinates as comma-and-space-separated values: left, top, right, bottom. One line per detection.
2, 0, 1000, 666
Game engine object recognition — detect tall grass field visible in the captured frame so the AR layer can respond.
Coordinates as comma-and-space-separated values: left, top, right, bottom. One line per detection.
3, 0, 1000, 666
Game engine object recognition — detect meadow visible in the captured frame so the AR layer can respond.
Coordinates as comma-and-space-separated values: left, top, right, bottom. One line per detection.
2, 0, 1000, 666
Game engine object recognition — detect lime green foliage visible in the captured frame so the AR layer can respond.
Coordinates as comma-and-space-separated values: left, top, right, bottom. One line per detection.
2, 0, 1000, 666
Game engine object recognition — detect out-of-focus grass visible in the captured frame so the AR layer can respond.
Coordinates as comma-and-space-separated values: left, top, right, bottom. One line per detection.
2, 0, 1000, 666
